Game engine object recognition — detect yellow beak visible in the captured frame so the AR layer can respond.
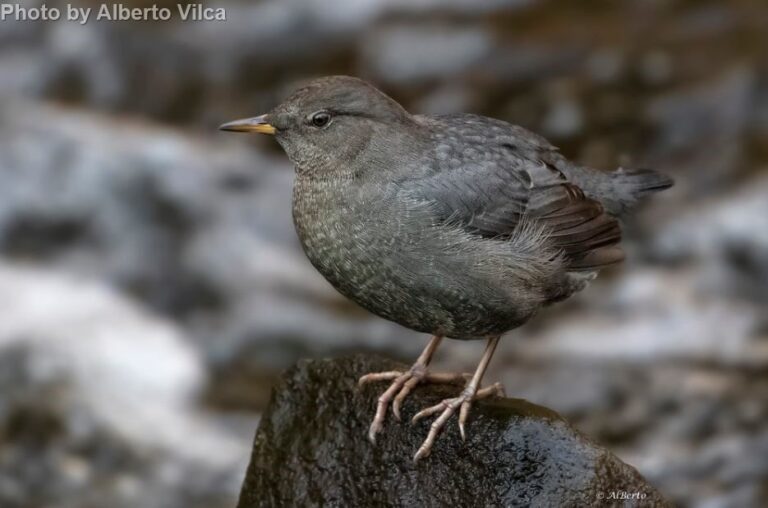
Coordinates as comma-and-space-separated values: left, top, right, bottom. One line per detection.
219, 114, 276, 134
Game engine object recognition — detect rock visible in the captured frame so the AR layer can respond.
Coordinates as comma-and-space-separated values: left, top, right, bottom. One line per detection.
237, 355, 669, 507
361, 23, 492, 86
505, 268, 764, 366
653, 176, 768, 303
0, 262, 248, 508
645, 66, 754, 192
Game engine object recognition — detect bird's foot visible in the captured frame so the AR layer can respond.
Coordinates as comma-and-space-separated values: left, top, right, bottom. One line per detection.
411, 381, 505, 461
358, 367, 469, 443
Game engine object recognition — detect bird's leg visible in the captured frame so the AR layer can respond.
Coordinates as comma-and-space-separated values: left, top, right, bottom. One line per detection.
412, 336, 503, 461
358, 335, 469, 443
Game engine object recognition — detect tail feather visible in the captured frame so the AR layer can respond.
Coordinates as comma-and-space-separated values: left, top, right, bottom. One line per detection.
573, 167, 674, 217
569, 246, 625, 271
613, 168, 674, 198
548, 152, 674, 217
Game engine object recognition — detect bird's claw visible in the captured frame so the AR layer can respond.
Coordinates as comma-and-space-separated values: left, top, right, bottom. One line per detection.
412, 381, 505, 461
358, 367, 468, 442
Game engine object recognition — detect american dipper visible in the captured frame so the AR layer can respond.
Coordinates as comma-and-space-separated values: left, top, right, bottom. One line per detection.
220, 76, 672, 460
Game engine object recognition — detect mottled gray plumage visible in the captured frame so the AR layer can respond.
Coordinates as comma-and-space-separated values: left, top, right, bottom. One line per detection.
259, 76, 671, 340
221, 75, 672, 458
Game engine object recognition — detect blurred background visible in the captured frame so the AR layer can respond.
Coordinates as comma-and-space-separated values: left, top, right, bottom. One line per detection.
1, 0, 767, 506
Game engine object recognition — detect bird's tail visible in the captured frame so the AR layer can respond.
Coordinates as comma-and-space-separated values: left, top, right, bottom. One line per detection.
612, 168, 674, 201
576, 167, 674, 217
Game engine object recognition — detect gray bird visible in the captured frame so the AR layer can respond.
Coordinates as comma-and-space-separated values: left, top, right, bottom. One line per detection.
220, 76, 672, 460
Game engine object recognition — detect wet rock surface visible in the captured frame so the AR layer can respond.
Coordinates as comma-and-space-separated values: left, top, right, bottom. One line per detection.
238, 355, 669, 508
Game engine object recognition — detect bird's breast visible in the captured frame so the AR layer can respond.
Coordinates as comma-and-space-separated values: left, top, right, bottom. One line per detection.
291, 174, 388, 292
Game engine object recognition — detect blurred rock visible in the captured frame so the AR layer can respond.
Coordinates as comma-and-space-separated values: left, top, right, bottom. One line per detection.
507, 269, 763, 365
587, 48, 626, 85
362, 23, 491, 86
0, 262, 247, 508
541, 80, 584, 138
654, 176, 768, 303
646, 67, 754, 192
238, 355, 669, 508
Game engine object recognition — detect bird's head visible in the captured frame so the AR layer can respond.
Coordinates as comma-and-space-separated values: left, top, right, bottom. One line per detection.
220, 76, 417, 175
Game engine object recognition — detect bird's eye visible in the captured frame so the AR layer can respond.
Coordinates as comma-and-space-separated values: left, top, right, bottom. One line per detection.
311, 111, 331, 128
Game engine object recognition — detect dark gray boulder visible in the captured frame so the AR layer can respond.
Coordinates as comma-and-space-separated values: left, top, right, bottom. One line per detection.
238, 355, 669, 507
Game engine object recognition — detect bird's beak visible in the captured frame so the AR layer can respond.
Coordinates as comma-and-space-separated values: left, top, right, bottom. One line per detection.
219, 114, 276, 135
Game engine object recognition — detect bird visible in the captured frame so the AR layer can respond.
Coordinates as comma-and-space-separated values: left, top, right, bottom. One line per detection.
220, 75, 673, 461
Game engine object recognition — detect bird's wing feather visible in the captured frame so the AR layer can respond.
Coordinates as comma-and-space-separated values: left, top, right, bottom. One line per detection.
406, 114, 623, 269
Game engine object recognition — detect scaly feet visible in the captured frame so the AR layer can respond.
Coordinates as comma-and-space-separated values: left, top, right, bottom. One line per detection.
359, 365, 469, 442
358, 335, 468, 442
359, 335, 504, 460
411, 380, 504, 460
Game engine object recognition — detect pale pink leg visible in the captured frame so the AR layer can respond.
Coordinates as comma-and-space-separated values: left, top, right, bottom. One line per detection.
358, 335, 468, 443
411, 336, 503, 461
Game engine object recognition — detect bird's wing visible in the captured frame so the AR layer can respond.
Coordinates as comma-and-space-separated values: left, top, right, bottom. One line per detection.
405, 114, 623, 269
